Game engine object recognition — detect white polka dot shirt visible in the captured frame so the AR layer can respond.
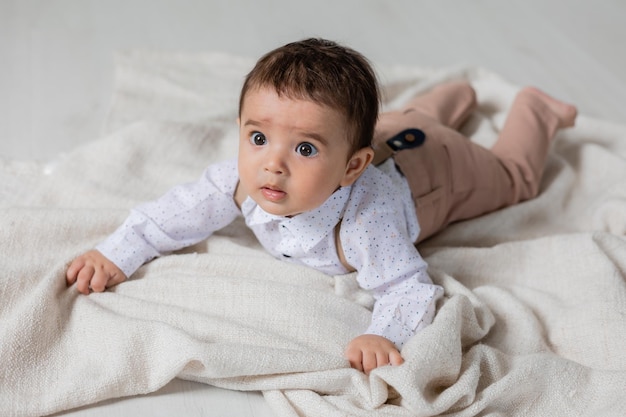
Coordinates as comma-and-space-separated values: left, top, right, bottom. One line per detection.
97, 159, 444, 349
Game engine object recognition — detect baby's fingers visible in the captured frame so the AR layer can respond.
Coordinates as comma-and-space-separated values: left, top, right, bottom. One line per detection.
346, 349, 364, 373
65, 257, 85, 286
89, 266, 110, 293
389, 350, 404, 367
75, 264, 95, 295
361, 351, 379, 375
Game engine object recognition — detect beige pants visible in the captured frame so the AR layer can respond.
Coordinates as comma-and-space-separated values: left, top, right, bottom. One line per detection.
374, 82, 561, 242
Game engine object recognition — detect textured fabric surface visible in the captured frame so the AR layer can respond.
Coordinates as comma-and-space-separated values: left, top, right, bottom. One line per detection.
1, 51, 625, 417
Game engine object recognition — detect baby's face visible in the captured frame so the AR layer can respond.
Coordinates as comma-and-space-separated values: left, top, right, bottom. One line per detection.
237, 87, 356, 217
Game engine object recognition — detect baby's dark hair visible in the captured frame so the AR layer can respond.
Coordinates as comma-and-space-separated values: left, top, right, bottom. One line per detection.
239, 38, 380, 155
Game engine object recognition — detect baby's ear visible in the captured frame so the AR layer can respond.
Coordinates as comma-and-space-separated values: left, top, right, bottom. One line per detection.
340, 147, 374, 187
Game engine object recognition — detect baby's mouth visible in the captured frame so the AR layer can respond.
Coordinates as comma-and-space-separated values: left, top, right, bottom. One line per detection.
261, 186, 286, 202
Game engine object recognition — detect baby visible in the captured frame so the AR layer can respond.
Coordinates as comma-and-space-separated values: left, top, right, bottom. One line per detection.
66, 38, 577, 374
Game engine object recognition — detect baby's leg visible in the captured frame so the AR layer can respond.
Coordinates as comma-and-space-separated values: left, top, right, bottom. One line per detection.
402, 87, 576, 243
403, 81, 478, 129
490, 87, 577, 202
374, 81, 477, 144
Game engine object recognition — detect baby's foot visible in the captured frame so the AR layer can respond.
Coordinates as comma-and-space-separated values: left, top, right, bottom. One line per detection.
522, 87, 578, 128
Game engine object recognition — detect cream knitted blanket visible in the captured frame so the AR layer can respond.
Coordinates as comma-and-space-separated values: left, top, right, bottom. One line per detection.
1, 51, 625, 417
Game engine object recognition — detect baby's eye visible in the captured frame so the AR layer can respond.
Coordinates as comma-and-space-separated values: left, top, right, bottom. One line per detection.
295, 142, 318, 157
249, 132, 267, 146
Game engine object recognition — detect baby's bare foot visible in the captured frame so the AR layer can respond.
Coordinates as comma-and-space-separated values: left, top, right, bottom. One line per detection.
522, 86, 578, 128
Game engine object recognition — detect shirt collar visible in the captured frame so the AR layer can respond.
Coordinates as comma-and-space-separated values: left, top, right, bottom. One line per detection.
242, 185, 351, 252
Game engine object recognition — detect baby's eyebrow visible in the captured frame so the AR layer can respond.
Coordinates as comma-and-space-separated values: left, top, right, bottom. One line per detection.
300, 131, 328, 146
243, 119, 264, 128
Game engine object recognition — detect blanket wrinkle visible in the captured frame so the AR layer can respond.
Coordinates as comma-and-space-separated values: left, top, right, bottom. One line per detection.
2, 51, 626, 417
592, 232, 626, 282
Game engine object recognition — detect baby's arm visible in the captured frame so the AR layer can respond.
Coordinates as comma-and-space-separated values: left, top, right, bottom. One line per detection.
66, 249, 127, 294
345, 334, 404, 375
65, 159, 241, 294
339, 194, 443, 374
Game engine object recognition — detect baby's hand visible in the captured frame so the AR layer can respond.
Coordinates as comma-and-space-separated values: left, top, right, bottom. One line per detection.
345, 334, 404, 374
66, 250, 127, 295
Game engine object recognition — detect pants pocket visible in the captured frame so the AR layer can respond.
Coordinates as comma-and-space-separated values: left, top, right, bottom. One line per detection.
414, 186, 446, 242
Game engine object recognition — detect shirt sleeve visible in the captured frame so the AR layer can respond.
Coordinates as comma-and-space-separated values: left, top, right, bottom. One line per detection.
339, 170, 444, 349
364, 267, 443, 349
342, 216, 444, 349
96, 159, 240, 277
